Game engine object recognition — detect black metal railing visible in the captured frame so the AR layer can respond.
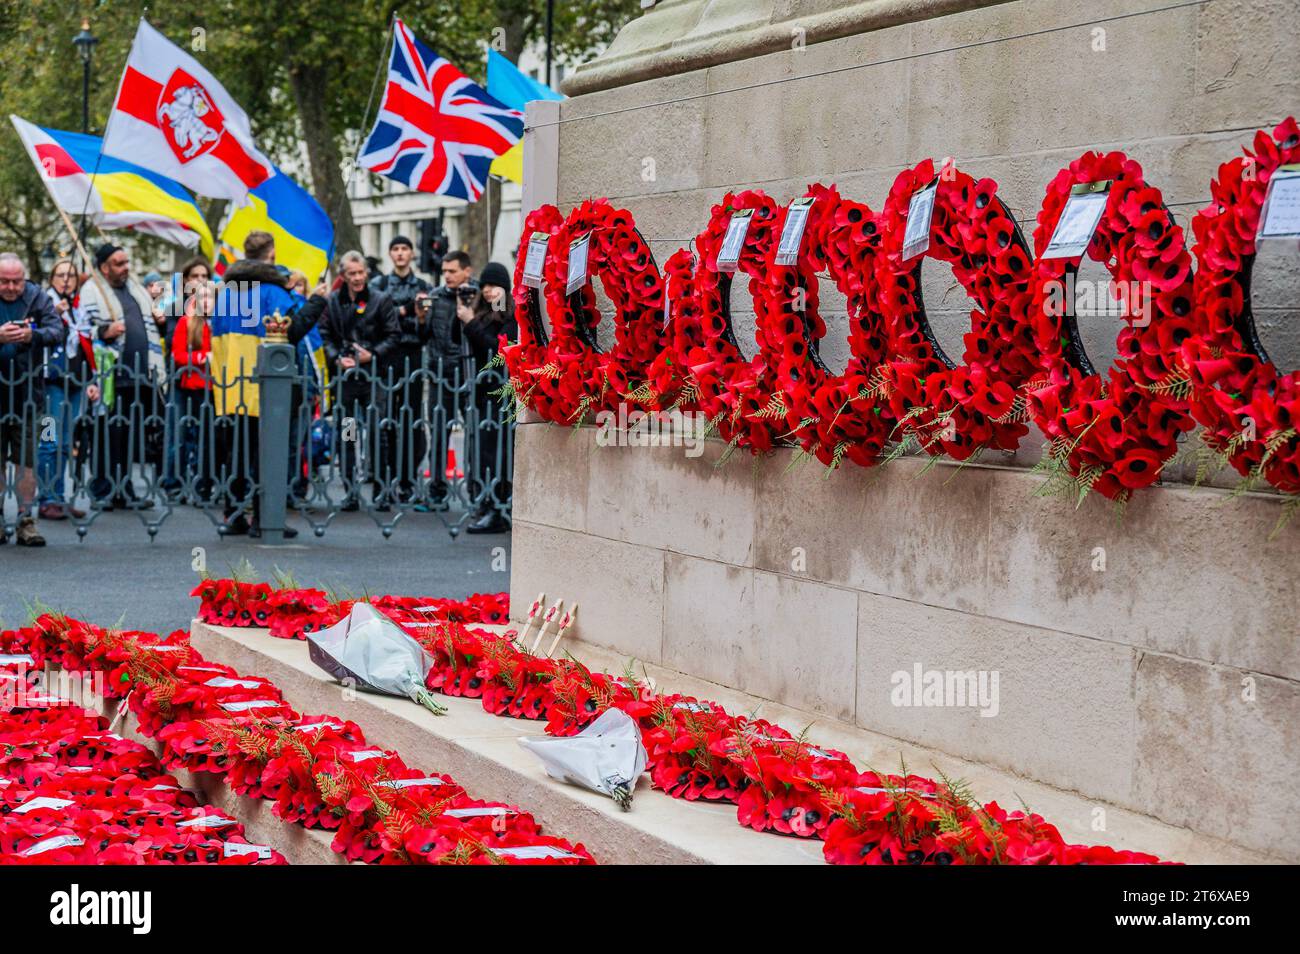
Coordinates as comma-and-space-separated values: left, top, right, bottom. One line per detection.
0, 344, 513, 541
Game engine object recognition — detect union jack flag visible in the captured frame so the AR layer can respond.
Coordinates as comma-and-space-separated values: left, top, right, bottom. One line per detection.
358, 19, 524, 201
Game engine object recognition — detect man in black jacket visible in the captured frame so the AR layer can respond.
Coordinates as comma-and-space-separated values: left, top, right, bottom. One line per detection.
0, 252, 64, 546
321, 250, 400, 510
423, 250, 476, 509
370, 235, 432, 504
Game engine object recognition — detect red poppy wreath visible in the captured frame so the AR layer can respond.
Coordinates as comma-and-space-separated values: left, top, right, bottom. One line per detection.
542, 199, 670, 413
666, 189, 796, 453
504, 200, 669, 425
1025, 150, 1198, 502
1182, 117, 1300, 494
504, 203, 583, 426
756, 184, 895, 469
875, 159, 1038, 462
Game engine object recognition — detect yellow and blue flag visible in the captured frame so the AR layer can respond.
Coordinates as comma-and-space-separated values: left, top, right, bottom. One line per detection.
485, 50, 562, 185
217, 168, 334, 283
211, 167, 333, 415
10, 114, 213, 257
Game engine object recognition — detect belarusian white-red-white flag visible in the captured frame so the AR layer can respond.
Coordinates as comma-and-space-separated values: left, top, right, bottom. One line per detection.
102, 20, 273, 203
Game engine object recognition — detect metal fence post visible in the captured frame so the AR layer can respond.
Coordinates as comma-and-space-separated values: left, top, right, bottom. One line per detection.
256, 342, 295, 543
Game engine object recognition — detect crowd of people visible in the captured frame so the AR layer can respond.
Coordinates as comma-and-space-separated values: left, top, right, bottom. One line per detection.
0, 232, 518, 548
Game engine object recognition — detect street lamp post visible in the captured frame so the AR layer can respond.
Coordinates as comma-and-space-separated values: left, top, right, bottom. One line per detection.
544, 0, 554, 88
73, 19, 97, 135
72, 19, 97, 251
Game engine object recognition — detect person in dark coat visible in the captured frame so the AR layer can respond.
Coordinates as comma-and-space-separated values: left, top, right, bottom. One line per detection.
454, 260, 516, 534
370, 234, 432, 504
0, 252, 64, 546
319, 250, 400, 510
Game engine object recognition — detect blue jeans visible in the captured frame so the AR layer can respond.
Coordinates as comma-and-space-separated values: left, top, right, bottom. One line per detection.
38, 382, 83, 504
161, 385, 182, 491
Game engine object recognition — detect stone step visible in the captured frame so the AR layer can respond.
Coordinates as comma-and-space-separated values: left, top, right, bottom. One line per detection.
188, 621, 1272, 865
90, 692, 350, 865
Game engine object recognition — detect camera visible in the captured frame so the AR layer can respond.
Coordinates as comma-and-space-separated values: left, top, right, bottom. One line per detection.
456, 286, 476, 305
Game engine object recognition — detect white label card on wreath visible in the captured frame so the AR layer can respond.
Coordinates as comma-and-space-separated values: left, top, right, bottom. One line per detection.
223, 842, 274, 860
204, 676, 263, 690
1042, 181, 1111, 260
380, 776, 446, 789
774, 197, 814, 265
292, 720, 343, 733
219, 699, 281, 713
716, 208, 753, 272
495, 845, 578, 860
445, 806, 516, 818
902, 181, 938, 262
14, 796, 75, 814
0, 653, 34, 665
565, 233, 591, 295
522, 231, 550, 288
1259, 165, 1300, 240
178, 814, 237, 830
21, 835, 84, 857
345, 749, 389, 762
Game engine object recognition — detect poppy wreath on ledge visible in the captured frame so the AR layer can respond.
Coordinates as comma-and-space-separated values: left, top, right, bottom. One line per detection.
7, 615, 594, 865
668, 189, 794, 453
1026, 151, 1199, 502
1182, 117, 1300, 495
757, 183, 896, 469
186, 578, 1170, 865
875, 159, 1038, 461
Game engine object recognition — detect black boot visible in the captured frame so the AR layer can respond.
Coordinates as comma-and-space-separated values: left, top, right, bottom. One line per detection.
466, 510, 510, 534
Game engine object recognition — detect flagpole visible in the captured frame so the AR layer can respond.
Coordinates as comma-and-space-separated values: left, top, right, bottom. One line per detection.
77, 16, 140, 252
338, 12, 397, 235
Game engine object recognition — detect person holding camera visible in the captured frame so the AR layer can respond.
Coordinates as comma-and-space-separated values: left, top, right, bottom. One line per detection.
454, 261, 516, 534
423, 250, 475, 508
320, 250, 400, 511
370, 235, 432, 506
0, 252, 64, 546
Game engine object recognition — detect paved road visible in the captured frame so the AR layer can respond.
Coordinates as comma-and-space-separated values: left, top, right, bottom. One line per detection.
0, 503, 512, 636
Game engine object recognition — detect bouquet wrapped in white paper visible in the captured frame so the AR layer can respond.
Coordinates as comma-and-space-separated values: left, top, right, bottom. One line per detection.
518, 708, 647, 810
306, 603, 445, 715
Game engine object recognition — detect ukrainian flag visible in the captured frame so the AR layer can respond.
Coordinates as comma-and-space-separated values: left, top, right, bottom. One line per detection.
10, 114, 213, 257
211, 168, 332, 416
486, 50, 562, 185
217, 168, 334, 283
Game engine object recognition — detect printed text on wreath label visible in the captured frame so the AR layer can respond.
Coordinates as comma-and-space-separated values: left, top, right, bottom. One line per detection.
890, 664, 1000, 718
50, 885, 152, 934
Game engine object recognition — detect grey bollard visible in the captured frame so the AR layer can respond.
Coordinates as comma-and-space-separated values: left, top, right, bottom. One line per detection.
256, 342, 296, 544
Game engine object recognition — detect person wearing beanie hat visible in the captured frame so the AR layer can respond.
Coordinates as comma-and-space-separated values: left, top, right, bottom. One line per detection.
370, 231, 434, 507
453, 260, 516, 534
93, 242, 121, 269
478, 261, 510, 291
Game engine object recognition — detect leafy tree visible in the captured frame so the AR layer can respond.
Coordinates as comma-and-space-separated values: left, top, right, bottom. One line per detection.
0, 0, 642, 274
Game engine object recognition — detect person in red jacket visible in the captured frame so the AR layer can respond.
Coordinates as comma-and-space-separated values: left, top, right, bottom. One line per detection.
170, 281, 213, 500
